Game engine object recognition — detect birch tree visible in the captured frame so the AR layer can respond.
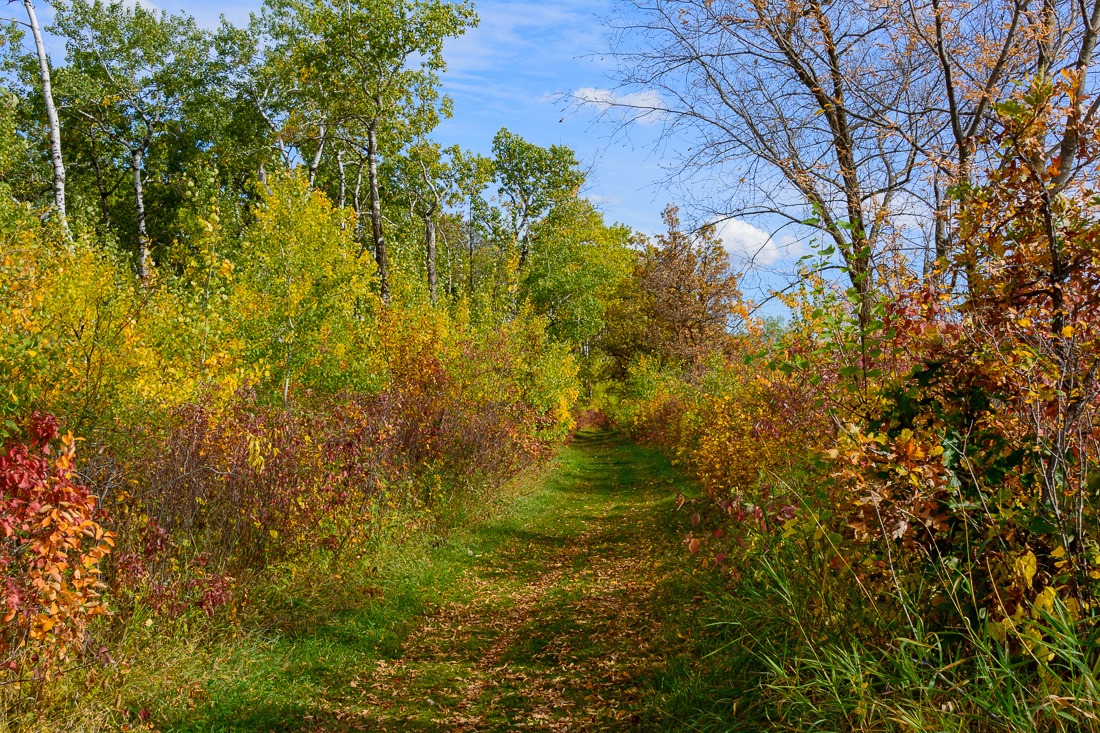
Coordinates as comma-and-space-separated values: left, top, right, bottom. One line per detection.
20, 0, 66, 233
492, 128, 585, 273
54, 0, 213, 279
400, 141, 452, 304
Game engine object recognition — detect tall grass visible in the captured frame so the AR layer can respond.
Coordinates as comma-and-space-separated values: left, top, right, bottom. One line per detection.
688, 532, 1100, 732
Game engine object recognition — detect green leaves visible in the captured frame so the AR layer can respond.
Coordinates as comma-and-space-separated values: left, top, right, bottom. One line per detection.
259, 0, 477, 186
492, 127, 585, 249
521, 198, 633, 346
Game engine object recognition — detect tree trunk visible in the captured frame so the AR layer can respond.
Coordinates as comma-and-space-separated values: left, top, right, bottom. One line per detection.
308, 123, 326, 186
24, 0, 67, 235
353, 162, 363, 216
446, 232, 453, 298
366, 121, 388, 300
425, 209, 437, 304
132, 148, 150, 281
468, 201, 475, 295
337, 150, 346, 209
517, 215, 530, 271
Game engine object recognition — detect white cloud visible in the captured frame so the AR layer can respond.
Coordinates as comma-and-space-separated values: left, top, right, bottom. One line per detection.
573, 87, 666, 124
587, 193, 621, 206
711, 218, 804, 267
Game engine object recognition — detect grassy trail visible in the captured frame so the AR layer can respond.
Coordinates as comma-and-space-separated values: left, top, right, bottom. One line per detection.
161, 432, 722, 732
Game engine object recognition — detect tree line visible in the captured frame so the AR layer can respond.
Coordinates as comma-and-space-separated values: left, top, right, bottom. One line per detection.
1, 0, 640, 323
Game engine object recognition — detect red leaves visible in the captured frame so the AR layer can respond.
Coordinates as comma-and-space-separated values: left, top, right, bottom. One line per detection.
25, 412, 58, 449
1, 414, 113, 679
102, 323, 561, 620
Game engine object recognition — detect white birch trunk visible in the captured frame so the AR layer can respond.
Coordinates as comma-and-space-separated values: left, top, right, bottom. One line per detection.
132, 149, 150, 280
367, 121, 387, 299
24, 0, 67, 235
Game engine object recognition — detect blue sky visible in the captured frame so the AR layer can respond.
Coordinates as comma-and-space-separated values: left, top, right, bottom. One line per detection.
29, 0, 805, 307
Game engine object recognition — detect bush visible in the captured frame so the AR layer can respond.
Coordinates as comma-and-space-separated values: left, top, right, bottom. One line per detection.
614, 80, 1100, 732
1, 413, 113, 682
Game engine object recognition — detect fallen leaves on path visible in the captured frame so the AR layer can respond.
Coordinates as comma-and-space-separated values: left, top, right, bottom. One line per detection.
309, 444, 691, 732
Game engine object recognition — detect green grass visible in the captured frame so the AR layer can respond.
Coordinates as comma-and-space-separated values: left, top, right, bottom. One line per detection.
146, 434, 1100, 733
43, 430, 1089, 733
17, 432, 743, 732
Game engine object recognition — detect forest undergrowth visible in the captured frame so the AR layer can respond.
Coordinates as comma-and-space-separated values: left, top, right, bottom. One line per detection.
7, 434, 738, 732
7, 0, 1100, 730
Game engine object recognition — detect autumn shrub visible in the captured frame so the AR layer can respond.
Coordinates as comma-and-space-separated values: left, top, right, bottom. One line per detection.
0, 219, 146, 434
615, 357, 700, 454
0, 166, 582, 727
621, 289, 1100, 729
615, 336, 830, 561
116, 391, 366, 565
96, 311, 576, 613
620, 82, 1100, 731
98, 391, 382, 620
812, 83, 1100, 649
573, 408, 610, 431
0, 413, 113, 683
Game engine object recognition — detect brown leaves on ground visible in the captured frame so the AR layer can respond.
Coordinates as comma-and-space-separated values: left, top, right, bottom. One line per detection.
309, 450, 689, 732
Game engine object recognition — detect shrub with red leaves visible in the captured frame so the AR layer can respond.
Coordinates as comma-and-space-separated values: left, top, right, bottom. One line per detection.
1, 413, 114, 679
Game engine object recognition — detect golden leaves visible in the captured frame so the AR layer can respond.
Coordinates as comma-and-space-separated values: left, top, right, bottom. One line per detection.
1014, 551, 1037, 589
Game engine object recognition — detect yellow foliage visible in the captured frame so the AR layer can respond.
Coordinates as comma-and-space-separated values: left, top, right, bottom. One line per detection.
621, 352, 824, 501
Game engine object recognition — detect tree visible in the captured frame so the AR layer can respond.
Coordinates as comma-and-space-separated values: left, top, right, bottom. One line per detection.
54, 0, 215, 279
211, 18, 294, 191
634, 205, 743, 365
450, 147, 495, 297
261, 0, 477, 300
601, 0, 1100, 318
603, 0, 907, 324
396, 139, 459, 304
521, 198, 632, 346
491, 128, 585, 271
235, 173, 373, 403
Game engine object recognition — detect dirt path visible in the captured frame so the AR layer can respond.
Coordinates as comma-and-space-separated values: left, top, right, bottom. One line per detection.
313, 432, 701, 731
163, 432, 710, 733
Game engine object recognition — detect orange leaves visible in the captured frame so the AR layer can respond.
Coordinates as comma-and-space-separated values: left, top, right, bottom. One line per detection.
631, 206, 745, 366
1, 413, 113, 680
829, 424, 953, 547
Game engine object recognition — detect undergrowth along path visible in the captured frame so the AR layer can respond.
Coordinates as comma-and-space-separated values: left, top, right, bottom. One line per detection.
166, 431, 723, 732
